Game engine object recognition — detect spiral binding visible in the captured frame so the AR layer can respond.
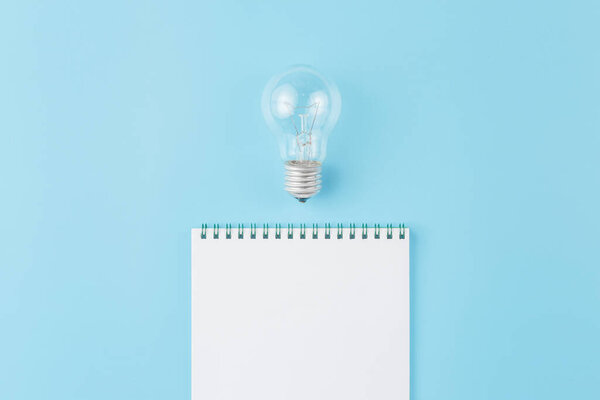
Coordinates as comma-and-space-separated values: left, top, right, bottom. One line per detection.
200, 223, 406, 240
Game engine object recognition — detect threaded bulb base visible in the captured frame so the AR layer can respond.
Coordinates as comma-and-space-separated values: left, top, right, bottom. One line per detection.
284, 160, 322, 202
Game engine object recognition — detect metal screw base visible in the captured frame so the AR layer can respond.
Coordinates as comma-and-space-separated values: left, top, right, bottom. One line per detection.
284, 160, 322, 202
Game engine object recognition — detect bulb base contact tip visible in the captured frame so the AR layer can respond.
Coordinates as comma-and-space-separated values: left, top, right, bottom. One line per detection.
284, 161, 322, 202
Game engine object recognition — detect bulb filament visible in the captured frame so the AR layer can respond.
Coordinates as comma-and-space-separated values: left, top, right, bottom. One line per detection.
289, 102, 320, 161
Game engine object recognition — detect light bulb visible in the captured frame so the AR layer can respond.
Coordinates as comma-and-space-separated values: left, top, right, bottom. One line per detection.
262, 65, 341, 202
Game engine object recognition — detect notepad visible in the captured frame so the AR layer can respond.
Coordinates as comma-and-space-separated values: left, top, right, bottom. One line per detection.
192, 224, 410, 400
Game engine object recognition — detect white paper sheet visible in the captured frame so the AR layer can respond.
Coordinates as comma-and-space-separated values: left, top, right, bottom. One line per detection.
192, 227, 410, 400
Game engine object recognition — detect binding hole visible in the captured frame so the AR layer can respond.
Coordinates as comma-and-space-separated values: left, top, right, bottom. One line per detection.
374, 224, 380, 239
213, 224, 219, 239
386, 224, 392, 239
275, 224, 281, 239
263, 224, 268, 239
250, 224, 256, 239
325, 223, 331, 239
362, 224, 368, 239
238, 224, 244, 239
226, 224, 232, 239
201, 223, 207, 239
288, 224, 293, 239
349, 224, 355, 239
312, 224, 318, 239
337, 223, 343, 239
300, 224, 306, 239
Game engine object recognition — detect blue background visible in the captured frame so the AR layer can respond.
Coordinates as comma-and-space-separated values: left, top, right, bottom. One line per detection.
1, 1, 599, 399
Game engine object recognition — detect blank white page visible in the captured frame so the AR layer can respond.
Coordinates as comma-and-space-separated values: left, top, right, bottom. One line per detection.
192, 227, 410, 400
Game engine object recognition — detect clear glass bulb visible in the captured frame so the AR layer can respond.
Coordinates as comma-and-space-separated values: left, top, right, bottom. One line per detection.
261, 65, 341, 202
